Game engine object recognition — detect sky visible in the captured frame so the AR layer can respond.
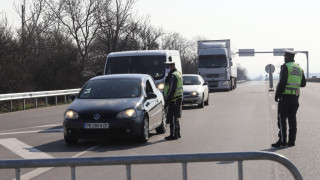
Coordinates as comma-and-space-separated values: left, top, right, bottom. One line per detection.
134, 0, 320, 78
1, 0, 319, 79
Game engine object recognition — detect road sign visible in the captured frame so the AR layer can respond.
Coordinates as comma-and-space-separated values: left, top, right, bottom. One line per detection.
273, 48, 294, 56
265, 64, 275, 73
238, 49, 255, 56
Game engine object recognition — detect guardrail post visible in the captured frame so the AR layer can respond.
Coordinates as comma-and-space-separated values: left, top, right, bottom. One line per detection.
35, 98, 38, 108
71, 166, 76, 180
55, 96, 58, 106
126, 164, 131, 180
15, 168, 21, 180
182, 162, 188, 180
10, 100, 13, 112
238, 160, 243, 180
45, 97, 48, 106
23, 99, 26, 110
64, 95, 67, 104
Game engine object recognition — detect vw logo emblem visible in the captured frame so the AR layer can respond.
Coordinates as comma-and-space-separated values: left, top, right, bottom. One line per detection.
93, 114, 100, 121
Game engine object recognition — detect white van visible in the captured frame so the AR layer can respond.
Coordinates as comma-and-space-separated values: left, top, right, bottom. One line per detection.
104, 50, 182, 91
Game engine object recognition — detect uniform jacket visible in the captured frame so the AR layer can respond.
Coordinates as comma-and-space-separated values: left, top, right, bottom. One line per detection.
275, 61, 306, 101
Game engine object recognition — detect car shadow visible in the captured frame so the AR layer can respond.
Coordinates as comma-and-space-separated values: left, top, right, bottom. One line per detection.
182, 105, 199, 110
34, 128, 167, 153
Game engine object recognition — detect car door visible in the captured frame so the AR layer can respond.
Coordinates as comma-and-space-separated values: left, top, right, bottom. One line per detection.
144, 78, 161, 130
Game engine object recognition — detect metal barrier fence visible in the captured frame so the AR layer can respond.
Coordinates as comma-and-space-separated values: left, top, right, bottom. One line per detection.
0, 89, 80, 111
0, 151, 302, 180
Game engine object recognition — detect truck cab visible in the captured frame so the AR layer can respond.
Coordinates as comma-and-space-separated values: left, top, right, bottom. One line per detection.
198, 39, 237, 91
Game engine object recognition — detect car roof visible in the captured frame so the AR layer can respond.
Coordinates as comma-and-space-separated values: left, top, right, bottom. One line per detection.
182, 74, 200, 77
107, 50, 179, 57
91, 74, 151, 81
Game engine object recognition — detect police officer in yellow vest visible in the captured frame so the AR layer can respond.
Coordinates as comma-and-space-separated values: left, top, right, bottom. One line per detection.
272, 50, 306, 148
163, 61, 183, 140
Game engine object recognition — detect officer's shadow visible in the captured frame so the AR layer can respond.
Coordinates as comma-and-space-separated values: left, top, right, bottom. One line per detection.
261, 146, 290, 152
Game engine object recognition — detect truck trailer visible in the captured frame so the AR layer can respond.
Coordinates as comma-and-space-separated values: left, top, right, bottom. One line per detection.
197, 39, 238, 91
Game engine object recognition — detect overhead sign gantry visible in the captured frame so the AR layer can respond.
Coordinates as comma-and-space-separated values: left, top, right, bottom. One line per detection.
237, 48, 309, 78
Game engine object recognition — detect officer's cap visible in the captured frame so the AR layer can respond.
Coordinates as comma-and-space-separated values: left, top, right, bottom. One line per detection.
284, 50, 297, 55
164, 62, 175, 65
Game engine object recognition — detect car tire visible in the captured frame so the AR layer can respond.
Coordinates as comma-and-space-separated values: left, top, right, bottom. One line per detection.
138, 115, 149, 143
204, 93, 209, 106
64, 135, 78, 144
156, 107, 167, 134
198, 95, 204, 108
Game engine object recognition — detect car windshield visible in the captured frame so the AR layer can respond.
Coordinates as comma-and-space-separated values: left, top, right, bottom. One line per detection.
105, 55, 166, 80
79, 79, 141, 99
183, 76, 201, 85
199, 55, 227, 68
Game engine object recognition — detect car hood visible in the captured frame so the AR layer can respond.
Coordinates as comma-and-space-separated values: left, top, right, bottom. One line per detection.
183, 85, 202, 93
67, 98, 142, 114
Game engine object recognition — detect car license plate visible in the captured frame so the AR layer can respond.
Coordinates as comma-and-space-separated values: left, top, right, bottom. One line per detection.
84, 123, 109, 129
184, 97, 197, 101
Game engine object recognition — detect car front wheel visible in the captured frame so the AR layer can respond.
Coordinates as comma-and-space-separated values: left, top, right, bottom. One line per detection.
64, 135, 78, 145
198, 94, 204, 108
138, 116, 149, 143
156, 107, 167, 134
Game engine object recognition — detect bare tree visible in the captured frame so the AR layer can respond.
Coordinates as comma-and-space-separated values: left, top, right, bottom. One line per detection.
47, 0, 101, 74
138, 16, 163, 50
97, 0, 137, 53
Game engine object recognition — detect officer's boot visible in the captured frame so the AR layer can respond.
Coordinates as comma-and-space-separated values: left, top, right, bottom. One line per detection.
271, 139, 287, 148
165, 124, 177, 140
288, 128, 297, 147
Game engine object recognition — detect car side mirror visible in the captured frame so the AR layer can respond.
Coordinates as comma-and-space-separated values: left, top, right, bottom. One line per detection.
96, 71, 103, 76
146, 93, 157, 99
68, 94, 76, 101
203, 82, 208, 86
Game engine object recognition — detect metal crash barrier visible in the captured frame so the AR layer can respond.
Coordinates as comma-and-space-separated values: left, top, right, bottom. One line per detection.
0, 151, 302, 180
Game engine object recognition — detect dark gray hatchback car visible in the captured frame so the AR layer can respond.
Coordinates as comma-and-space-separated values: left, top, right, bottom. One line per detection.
63, 74, 166, 144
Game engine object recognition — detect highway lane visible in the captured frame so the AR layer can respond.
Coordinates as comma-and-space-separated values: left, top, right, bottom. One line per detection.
0, 81, 319, 180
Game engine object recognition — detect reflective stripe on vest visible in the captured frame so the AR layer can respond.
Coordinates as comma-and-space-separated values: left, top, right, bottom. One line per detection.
283, 62, 303, 95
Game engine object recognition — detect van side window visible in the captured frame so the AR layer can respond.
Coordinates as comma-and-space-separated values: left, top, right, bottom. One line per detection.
146, 80, 154, 94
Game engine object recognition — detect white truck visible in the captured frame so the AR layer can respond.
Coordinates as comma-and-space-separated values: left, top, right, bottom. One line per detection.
197, 39, 237, 91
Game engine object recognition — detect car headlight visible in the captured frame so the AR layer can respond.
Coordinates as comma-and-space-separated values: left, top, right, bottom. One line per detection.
191, 91, 198, 96
64, 110, 79, 119
158, 83, 164, 90
117, 109, 136, 119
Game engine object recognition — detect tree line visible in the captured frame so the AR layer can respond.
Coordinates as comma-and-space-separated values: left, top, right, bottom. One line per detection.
0, 0, 247, 94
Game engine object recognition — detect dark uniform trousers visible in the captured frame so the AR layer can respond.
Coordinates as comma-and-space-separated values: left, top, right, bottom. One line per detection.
277, 95, 299, 143
167, 98, 182, 138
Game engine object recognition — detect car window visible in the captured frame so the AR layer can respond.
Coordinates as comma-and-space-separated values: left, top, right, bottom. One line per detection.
105, 56, 166, 80
79, 79, 141, 99
183, 76, 201, 85
145, 80, 154, 94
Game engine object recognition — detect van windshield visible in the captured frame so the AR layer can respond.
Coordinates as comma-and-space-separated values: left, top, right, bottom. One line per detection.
105, 55, 166, 80
199, 55, 227, 68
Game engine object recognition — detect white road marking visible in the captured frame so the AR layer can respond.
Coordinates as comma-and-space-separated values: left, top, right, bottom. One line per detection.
0, 124, 62, 133
0, 138, 53, 159
0, 129, 63, 136
0, 138, 100, 180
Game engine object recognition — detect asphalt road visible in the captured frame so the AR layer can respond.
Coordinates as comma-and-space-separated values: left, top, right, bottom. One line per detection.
0, 81, 319, 180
